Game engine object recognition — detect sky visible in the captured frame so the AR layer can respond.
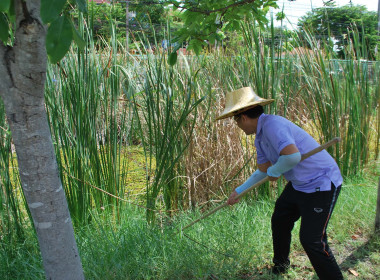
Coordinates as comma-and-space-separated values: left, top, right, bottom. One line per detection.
270, 0, 378, 29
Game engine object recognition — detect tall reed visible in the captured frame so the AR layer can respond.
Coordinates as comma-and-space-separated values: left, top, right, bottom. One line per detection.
0, 100, 26, 243
2, 16, 378, 229
223, 21, 379, 177
118, 42, 206, 221
293, 28, 379, 175
45, 18, 134, 225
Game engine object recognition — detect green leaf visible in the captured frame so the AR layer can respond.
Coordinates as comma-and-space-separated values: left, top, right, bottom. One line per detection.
193, 43, 202, 55
7, 0, 15, 22
215, 30, 225, 41
75, 0, 87, 13
188, 40, 202, 55
46, 15, 73, 63
72, 24, 85, 51
0, 13, 9, 44
40, 0, 67, 24
168, 52, 177, 66
0, 0, 10, 13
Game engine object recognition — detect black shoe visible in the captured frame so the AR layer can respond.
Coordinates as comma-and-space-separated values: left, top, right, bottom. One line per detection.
271, 262, 290, 274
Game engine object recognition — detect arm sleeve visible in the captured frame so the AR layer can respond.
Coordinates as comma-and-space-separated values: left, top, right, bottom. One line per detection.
235, 169, 268, 194
267, 152, 301, 178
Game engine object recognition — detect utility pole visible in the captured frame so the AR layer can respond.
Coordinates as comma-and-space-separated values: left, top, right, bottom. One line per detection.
126, 0, 129, 52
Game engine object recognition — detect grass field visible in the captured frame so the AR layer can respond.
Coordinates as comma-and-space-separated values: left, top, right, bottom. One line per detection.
0, 9, 379, 279
1, 164, 378, 280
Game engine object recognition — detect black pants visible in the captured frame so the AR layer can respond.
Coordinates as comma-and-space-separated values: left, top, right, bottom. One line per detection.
271, 182, 343, 280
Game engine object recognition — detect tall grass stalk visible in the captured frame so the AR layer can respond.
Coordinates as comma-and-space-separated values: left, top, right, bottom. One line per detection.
1, 172, 378, 279
45, 18, 134, 225
119, 37, 206, 221
3, 17, 378, 228
0, 100, 26, 242
293, 28, 379, 175
222, 21, 378, 177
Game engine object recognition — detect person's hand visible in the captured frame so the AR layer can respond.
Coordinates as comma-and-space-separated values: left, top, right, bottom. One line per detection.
268, 175, 280, 181
227, 191, 240, 205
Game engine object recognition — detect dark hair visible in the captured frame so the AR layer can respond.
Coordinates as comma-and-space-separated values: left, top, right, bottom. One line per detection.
240, 105, 264, 119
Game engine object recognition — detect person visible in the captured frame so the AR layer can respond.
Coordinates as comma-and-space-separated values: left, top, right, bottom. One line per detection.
217, 87, 343, 279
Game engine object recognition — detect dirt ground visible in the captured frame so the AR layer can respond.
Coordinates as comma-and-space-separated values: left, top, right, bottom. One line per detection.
286, 233, 379, 279
234, 231, 380, 279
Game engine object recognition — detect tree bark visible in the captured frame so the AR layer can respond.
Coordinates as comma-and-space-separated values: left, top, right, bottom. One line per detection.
0, 1, 84, 279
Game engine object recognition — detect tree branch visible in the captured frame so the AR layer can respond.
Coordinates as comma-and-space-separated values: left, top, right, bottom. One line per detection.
172, 0, 257, 16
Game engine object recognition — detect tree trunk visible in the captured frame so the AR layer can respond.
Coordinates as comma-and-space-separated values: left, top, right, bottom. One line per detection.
0, 1, 84, 279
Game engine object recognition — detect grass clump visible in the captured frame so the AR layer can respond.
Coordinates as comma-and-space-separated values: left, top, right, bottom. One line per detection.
0, 229, 43, 280
0, 172, 378, 279
75, 173, 377, 279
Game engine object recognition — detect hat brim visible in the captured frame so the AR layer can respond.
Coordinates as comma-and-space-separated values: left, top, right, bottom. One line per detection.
216, 99, 274, 121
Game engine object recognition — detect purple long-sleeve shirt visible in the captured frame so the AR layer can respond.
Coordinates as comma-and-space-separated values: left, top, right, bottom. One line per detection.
255, 114, 343, 193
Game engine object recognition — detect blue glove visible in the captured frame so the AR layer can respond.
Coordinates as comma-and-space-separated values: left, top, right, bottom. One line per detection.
267, 152, 301, 178
235, 169, 267, 194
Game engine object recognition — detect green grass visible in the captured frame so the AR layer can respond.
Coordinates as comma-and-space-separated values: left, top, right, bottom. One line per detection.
1, 171, 378, 279
0, 228, 43, 280
1, 14, 378, 280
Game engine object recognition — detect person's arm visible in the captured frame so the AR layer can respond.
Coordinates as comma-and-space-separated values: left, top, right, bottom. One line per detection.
267, 144, 301, 181
228, 144, 301, 205
258, 161, 271, 173
227, 168, 268, 205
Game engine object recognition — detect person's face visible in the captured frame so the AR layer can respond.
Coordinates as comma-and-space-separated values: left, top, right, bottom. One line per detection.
234, 114, 257, 135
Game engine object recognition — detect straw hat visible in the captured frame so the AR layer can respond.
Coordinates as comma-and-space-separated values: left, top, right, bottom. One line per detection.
216, 87, 274, 120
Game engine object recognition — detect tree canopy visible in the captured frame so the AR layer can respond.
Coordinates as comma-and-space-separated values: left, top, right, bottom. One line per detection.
80, 1, 170, 45
164, 0, 278, 63
297, 3, 379, 59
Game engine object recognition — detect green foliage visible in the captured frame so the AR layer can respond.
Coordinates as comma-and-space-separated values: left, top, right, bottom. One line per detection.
1, 175, 379, 279
276, 11, 285, 21
2, 7, 379, 226
81, 1, 170, 46
129, 1, 169, 41
168, 0, 278, 55
0, 0, 10, 13
168, 51, 177, 65
75, 0, 87, 14
43, 1, 87, 63
85, 1, 125, 43
0, 99, 29, 259
298, 4, 379, 59
0, 229, 43, 280
128, 53, 206, 223
45, 28, 138, 225
40, 0, 67, 23
0, 0, 12, 45
261, 26, 298, 50
46, 15, 73, 63
0, 13, 9, 44
289, 29, 379, 175
0, 0, 87, 62
71, 21, 86, 51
